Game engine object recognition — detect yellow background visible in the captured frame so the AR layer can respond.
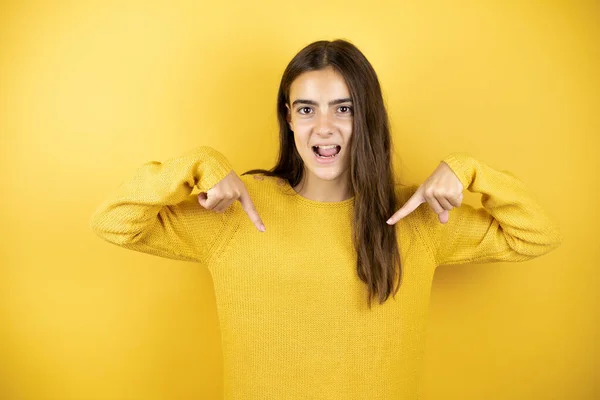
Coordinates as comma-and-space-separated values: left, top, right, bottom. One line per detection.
1, 1, 597, 399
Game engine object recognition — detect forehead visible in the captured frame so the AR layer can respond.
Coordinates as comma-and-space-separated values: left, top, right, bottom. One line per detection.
289, 67, 350, 100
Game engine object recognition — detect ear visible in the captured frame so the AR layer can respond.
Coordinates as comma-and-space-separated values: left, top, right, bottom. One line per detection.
285, 104, 293, 130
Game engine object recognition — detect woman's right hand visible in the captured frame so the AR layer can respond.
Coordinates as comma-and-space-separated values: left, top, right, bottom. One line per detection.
197, 170, 266, 232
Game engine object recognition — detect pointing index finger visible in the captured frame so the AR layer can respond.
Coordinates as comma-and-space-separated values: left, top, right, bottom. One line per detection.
386, 188, 425, 225
238, 189, 266, 232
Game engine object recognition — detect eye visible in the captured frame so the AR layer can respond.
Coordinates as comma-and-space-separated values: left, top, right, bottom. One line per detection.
338, 106, 353, 114
297, 107, 312, 115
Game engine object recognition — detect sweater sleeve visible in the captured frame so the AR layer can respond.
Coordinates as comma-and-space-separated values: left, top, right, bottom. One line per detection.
414, 152, 563, 267
89, 146, 234, 264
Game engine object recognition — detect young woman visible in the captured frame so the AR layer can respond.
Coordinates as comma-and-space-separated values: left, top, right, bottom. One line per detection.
90, 39, 562, 399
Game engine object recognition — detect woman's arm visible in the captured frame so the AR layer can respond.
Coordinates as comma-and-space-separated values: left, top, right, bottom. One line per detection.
89, 146, 234, 265
413, 153, 563, 267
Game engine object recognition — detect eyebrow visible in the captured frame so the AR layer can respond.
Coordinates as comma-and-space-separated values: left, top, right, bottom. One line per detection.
291, 97, 353, 107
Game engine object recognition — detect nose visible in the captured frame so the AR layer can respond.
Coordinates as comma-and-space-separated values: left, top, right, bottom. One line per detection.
314, 111, 334, 136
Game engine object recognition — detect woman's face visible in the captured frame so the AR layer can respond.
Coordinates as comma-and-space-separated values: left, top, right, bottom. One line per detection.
285, 66, 353, 183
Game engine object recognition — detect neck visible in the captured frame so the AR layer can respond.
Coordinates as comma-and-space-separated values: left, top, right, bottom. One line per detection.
293, 170, 353, 202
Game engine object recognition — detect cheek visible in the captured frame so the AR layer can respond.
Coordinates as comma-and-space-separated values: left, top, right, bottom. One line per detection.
292, 133, 310, 156
343, 119, 353, 132
292, 128, 310, 145
343, 127, 353, 145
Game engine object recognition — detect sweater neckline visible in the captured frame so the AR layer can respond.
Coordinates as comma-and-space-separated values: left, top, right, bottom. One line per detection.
279, 178, 355, 209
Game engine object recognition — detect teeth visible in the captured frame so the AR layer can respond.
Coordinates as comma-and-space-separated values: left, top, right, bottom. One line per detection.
316, 144, 338, 149
316, 153, 337, 158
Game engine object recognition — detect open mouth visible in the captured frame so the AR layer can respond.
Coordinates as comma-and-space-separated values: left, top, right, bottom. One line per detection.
312, 145, 341, 159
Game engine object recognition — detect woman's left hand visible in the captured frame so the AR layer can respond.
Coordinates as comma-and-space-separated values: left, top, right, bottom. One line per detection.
386, 161, 464, 225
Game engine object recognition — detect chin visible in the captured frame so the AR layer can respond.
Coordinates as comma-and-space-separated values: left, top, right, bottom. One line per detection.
309, 166, 347, 181
314, 171, 340, 181
300, 150, 348, 179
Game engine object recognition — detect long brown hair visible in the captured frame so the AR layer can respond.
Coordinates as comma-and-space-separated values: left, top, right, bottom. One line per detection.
242, 39, 402, 309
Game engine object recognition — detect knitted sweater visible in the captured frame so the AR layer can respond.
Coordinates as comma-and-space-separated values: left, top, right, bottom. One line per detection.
89, 146, 562, 399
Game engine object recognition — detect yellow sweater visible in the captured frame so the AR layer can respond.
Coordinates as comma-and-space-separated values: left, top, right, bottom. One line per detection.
89, 146, 562, 399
